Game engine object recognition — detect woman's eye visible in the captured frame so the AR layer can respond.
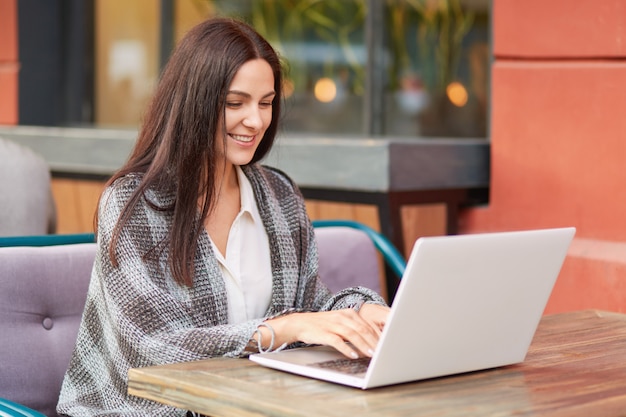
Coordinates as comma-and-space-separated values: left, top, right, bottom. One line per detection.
260, 101, 273, 107
226, 102, 242, 108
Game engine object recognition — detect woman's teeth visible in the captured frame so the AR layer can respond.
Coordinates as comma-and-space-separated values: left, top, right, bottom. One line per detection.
230, 134, 253, 142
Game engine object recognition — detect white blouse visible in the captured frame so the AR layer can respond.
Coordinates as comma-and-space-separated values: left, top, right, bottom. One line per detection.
209, 166, 273, 324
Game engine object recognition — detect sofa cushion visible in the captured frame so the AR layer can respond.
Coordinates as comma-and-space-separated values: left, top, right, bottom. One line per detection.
315, 226, 382, 295
0, 243, 96, 417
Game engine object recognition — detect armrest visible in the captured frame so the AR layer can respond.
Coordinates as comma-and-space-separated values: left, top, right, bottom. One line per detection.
0, 398, 46, 417
0, 233, 95, 247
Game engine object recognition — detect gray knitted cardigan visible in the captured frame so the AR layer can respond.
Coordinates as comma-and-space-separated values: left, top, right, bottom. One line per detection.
57, 164, 385, 417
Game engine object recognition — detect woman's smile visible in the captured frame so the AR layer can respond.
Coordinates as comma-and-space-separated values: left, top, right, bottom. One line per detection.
229, 133, 256, 144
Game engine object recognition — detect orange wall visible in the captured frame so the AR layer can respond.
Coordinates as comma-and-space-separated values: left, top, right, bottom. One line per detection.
0, 0, 18, 124
460, 0, 626, 313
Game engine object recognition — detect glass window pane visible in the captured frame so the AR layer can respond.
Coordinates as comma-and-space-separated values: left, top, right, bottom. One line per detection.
94, 0, 160, 127
384, 0, 490, 138
93, 0, 490, 137
175, 0, 367, 135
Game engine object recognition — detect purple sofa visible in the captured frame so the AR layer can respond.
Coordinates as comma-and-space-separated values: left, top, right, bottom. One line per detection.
0, 224, 396, 416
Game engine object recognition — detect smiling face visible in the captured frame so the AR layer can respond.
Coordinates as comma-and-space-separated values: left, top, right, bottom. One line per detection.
217, 58, 276, 170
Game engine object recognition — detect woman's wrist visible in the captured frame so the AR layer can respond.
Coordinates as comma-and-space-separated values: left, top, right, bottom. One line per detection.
246, 316, 293, 353
246, 322, 278, 353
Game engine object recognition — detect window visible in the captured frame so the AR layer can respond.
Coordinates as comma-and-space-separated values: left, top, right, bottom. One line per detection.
19, 0, 490, 138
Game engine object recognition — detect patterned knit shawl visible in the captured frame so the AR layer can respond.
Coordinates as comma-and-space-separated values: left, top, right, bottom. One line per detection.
57, 164, 385, 416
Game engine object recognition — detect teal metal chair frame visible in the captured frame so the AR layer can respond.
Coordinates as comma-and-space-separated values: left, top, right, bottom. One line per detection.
0, 233, 95, 248
0, 225, 405, 277
0, 398, 46, 417
0, 224, 405, 276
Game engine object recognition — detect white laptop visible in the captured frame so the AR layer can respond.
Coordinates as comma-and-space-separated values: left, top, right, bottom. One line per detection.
249, 227, 576, 389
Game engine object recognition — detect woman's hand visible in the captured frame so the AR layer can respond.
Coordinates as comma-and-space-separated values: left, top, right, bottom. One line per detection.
359, 303, 390, 333
260, 304, 390, 359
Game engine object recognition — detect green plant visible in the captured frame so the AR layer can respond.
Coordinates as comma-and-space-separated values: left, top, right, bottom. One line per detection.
388, 0, 475, 93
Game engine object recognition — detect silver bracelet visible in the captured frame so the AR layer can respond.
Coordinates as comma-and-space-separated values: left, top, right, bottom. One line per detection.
247, 309, 304, 354
255, 322, 288, 353
256, 322, 276, 353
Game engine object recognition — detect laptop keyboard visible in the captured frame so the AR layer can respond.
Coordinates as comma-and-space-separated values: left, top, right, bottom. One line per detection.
310, 357, 371, 374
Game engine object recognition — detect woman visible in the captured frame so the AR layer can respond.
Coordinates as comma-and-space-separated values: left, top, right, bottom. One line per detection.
57, 17, 389, 416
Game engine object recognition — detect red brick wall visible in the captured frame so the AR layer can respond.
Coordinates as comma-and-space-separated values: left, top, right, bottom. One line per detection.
0, 0, 18, 125
460, 0, 626, 313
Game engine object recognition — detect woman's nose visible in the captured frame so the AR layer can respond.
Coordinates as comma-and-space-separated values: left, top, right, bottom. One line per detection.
242, 106, 263, 129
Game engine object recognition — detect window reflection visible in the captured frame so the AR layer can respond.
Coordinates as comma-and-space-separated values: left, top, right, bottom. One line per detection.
385, 0, 490, 137
95, 0, 489, 138
196, 0, 368, 134
95, 0, 160, 127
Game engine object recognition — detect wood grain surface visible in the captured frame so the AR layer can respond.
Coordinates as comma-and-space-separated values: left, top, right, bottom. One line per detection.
128, 310, 626, 416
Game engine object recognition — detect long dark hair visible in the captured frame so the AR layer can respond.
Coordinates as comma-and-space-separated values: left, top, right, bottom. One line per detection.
98, 18, 283, 287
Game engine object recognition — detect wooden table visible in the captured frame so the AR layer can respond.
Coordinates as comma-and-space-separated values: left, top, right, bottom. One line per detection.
128, 309, 626, 416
